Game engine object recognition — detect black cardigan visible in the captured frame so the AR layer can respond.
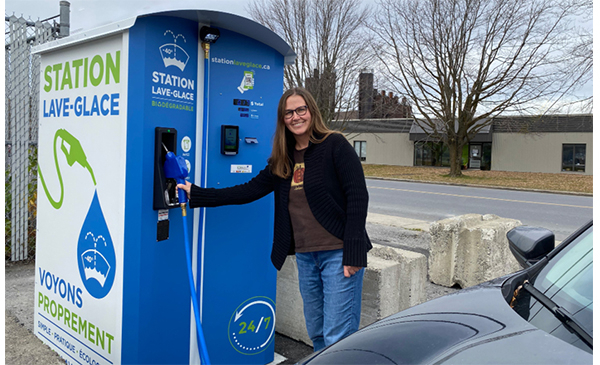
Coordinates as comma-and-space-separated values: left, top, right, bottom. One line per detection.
189, 133, 371, 270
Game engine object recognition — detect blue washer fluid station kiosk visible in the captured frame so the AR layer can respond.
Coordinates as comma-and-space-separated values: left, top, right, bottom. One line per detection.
33, 10, 295, 365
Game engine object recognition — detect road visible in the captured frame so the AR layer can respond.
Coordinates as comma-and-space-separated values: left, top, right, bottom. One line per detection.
366, 179, 593, 241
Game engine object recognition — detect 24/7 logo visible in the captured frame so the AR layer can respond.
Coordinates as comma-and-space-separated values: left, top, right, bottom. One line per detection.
228, 297, 276, 355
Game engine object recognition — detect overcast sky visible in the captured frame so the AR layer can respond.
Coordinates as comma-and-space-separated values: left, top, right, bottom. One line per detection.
5, 0, 254, 33
5, 0, 594, 113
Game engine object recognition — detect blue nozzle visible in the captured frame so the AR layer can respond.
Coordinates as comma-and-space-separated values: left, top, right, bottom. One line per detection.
164, 151, 189, 204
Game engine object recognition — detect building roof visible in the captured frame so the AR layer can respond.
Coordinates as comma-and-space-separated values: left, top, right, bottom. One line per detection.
492, 114, 593, 133
408, 119, 492, 142
333, 114, 593, 139
331, 118, 413, 133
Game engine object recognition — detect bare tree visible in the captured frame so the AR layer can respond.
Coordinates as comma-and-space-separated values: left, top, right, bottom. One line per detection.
247, 0, 372, 126
556, 0, 592, 112
370, 0, 577, 176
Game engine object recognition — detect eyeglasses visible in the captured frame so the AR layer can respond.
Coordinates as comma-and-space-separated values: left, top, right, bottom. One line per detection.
284, 105, 308, 120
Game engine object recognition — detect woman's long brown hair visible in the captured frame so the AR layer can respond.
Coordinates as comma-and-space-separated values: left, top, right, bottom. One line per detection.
269, 87, 337, 178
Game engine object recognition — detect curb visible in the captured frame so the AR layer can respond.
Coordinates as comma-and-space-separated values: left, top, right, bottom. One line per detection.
365, 176, 593, 197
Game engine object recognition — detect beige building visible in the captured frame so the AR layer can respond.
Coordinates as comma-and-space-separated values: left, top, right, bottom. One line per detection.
337, 114, 593, 175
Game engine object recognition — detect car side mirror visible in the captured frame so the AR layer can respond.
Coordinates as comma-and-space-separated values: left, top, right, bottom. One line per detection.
507, 226, 555, 268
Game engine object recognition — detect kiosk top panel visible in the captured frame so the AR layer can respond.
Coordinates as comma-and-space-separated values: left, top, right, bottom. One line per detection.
33, 9, 296, 64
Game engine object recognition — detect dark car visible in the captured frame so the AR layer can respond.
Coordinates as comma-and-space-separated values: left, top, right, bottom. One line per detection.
298, 221, 593, 364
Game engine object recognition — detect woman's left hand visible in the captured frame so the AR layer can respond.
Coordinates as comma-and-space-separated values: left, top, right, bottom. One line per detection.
176, 181, 192, 200
344, 265, 361, 278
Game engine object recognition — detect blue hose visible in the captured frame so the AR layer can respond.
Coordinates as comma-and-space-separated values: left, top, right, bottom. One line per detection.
181, 201, 211, 365
165, 151, 211, 364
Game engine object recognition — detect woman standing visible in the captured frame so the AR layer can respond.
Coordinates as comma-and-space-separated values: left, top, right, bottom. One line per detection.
178, 87, 371, 351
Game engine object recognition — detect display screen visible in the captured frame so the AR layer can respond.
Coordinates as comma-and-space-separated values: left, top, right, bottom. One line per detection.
224, 128, 237, 150
233, 99, 250, 106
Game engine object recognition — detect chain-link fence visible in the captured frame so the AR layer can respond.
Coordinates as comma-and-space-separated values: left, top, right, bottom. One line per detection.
5, 10, 68, 262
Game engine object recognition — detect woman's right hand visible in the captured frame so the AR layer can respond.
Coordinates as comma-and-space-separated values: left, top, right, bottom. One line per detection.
177, 181, 192, 200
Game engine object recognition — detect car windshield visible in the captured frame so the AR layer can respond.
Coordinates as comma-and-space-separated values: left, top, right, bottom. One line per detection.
525, 225, 593, 351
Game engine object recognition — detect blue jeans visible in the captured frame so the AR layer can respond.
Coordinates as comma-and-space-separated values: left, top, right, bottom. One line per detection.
296, 249, 364, 352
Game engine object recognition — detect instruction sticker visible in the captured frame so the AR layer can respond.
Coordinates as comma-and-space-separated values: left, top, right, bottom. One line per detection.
231, 165, 252, 173
237, 71, 254, 94
158, 209, 169, 221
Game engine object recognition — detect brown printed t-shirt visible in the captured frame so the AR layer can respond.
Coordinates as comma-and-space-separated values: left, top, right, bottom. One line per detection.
289, 148, 343, 253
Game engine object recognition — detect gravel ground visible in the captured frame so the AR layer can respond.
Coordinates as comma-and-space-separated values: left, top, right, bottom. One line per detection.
5, 261, 314, 365
5, 309, 65, 365
5, 262, 65, 365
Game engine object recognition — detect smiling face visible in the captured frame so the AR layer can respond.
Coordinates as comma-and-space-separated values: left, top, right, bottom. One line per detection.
284, 94, 312, 149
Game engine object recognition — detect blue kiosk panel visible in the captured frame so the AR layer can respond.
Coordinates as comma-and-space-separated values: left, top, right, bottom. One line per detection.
35, 9, 292, 365
123, 16, 198, 365
201, 28, 283, 364
121, 13, 288, 365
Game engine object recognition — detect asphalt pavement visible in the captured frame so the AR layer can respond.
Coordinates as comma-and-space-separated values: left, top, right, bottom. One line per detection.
366, 178, 593, 241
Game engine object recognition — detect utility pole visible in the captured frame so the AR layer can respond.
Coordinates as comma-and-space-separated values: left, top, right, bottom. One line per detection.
59, 1, 70, 37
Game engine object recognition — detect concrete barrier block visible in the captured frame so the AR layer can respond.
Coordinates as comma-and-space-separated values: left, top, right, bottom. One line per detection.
276, 245, 428, 346
275, 256, 309, 344
359, 255, 400, 328
368, 244, 427, 311
429, 214, 522, 288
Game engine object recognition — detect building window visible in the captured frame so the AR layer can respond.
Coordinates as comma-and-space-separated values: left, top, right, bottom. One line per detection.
481, 143, 492, 171
354, 141, 366, 161
562, 144, 586, 172
414, 142, 450, 167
